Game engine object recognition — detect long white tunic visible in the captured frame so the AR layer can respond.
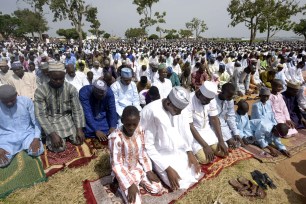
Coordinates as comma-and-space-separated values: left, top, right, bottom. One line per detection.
152, 78, 172, 99
140, 99, 199, 189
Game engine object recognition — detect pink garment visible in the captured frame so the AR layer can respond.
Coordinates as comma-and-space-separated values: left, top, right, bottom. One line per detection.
270, 93, 298, 136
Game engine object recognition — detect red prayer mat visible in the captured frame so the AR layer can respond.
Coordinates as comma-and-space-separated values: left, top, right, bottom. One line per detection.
40, 141, 97, 177
83, 148, 253, 204
243, 129, 306, 163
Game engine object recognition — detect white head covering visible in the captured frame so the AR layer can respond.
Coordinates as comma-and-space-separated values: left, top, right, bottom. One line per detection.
48, 62, 65, 72
168, 86, 190, 109
93, 79, 108, 91
200, 81, 218, 99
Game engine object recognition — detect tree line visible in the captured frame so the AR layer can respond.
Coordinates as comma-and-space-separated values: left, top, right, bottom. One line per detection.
0, 0, 305, 44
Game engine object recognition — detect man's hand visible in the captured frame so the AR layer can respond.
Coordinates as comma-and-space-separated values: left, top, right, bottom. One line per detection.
50, 132, 63, 149
108, 128, 116, 134
76, 128, 85, 145
187, 151, 201, 174
267, 146, 278, 157
237, 91, 244, 97
146, 171, 160, 183
217, 142, 229, 156
285, 120, 295, 129
96, 130, 108, 141
127, 183, 138, 203
166, 166, 181, 191
234, 135, 245, 147
0, 148, 9, 166
203, 146, 215, 163
29, 138, 41, 154
281, 150, 291, 158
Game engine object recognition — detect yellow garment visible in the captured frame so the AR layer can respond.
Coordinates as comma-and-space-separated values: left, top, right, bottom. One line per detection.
260, 71, 274, 88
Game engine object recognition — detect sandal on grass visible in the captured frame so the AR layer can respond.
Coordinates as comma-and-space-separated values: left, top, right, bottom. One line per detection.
229, 177, 266, 199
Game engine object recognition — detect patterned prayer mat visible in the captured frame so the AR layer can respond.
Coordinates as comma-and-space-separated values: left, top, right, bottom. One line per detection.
40, 141, 97, 177
85, 138, 108, 150
0, 151, 47, 199
243, 129, 306, 163
83, 148, 252, 204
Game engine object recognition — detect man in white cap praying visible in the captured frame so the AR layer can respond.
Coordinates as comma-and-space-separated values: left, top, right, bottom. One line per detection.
34, 61, 86, 152
79, 79, 117, 141
8, 61, 37, 100
111, 67, 141, 118
187, 81, 229, 164
0, 85, 44, 167
0, 60, 13, 86
141, 86, 201, 191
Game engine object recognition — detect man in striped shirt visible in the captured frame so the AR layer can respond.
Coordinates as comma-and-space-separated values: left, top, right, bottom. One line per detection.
34, 61, 86, 153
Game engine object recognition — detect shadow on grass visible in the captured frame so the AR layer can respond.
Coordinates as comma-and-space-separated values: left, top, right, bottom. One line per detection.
284, 188, 306, 204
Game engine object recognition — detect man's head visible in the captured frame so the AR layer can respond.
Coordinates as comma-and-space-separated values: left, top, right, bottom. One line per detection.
103, 71, 114, 86
237, 100, 249, 115
120, 67, 133, 86
259, 87, 271, 104
40, 62, 49, 76
158, 63, 167, 80
164, 86, 190, 116
0, 60, 9, 73
145, 86, 160, 105
276, 64, 284, 72
0, 85, 18, 108
66, 52, 71, 59
11, 61, 24, 79
29, 62, 35, 72
219, 83, 235, 101
166, 66, 173, 77
151, 63, 158, 73
121, 106, 140, 137
219, 63, 225, 74
272, 123, 289, 138
140, 76, 148, 86
286, 82, 301, 97
93, 61, 100, 69
66, 64, 75, 78
297, 61, 305, 69
48, 62, 66, 89
271, 79, 283, 93
92, 79, 108, 100
196, 81, 218, 105
79, 62, 85, 71
87, 71, 93, 81
104, 59, 110, 67
141, 65, 147, 71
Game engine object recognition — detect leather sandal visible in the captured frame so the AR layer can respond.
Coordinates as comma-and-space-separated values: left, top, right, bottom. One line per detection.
263, 173, 277, 189
251, 170, 267, 190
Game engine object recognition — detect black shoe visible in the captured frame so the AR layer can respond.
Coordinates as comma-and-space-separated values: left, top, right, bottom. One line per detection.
251, 170, 267, 190
263, 173, 277, 189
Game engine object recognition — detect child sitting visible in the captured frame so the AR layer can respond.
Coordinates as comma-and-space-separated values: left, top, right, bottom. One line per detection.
235, 100, 257, 145
109, 106, 163, 204
270, 79, 298, 137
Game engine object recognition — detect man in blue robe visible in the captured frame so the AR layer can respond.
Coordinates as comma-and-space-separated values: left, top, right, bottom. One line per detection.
0, 85, 43, 167
79, 79, 117, 141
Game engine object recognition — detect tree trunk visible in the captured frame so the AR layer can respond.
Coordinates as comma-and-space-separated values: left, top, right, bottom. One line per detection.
266, 24, 270, 43
304, 35, 306, 42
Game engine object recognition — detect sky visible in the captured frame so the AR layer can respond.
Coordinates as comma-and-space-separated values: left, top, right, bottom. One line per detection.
1, 0, 306, 38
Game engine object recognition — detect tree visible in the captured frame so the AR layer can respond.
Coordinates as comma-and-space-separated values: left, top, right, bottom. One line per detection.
164, 29, 179, 39
227, 0, 266, 45
0, 12, 22, 38
133, 0, 166, 32
293, 19, 306, 42
56, 28, 86, 41
258, 0, 302, 42
148, 34, 159, 40
125, 28, 147, 39
103, 33, 111, 39
179, 29, 193, 39
185, 18, 208, 39
13, 9, 48, 39
156, 26, 165, 38
48, 0, 98, 44
88, 19, 105, 39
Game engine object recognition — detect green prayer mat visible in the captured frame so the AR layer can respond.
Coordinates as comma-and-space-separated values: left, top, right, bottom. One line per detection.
0, 151, 47, 198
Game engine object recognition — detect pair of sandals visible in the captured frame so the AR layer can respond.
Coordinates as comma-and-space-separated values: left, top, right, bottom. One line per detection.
251, 170, 277, 190
229, 177, 266, 199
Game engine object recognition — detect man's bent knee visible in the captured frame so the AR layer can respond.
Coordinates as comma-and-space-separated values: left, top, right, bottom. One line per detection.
195, 149, 209, 164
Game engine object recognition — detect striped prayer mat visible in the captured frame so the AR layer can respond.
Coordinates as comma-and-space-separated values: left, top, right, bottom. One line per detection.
0, 151, 47, 198
40, 141, 97, 177
83, 148, 252, 204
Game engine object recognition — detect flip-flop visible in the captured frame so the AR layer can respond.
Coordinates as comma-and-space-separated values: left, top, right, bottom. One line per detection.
251, 171, 267, 190
263, 173, 277, 189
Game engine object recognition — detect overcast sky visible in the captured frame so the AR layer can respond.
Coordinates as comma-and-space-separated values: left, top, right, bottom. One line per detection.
1, 0, 306, 38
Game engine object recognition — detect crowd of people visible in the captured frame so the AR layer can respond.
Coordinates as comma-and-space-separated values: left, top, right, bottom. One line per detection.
1, 39, 306, 203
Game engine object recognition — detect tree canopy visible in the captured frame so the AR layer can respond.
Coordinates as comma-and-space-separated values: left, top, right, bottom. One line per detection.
56, 28, 86, 40
293, 19, 306, 41
0, 12, 22, 38
185, 18, 208, 39
125, 28, 147, 38
179, 29, 193, 39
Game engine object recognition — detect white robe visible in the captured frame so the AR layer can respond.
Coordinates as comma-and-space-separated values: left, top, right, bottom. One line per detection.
140, 99, 200, 189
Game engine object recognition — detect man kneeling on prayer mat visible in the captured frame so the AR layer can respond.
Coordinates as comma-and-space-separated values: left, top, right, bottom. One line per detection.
141, 87, 201, 191
79, 79, 117, 141
252, 120, 291, 158
34, 61, 86, 152
0, 85, 44, 167
187, 81, 229, 164
109, 106, 163, 204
